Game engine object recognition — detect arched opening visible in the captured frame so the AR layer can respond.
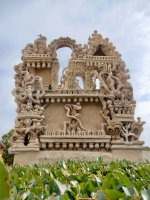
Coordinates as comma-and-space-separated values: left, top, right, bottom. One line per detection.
93, 46, 106, 56
76, 76, 84, 89
56, 47, 72, 84
96, 79, 100, 89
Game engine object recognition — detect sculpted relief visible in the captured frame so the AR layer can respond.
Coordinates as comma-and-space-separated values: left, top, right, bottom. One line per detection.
9, 31, 145, 155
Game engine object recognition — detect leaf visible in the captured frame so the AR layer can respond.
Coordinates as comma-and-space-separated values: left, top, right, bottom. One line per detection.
69, 175, 80, 182
87, 180, 95, 192
30, 187, 42, 195
71, 180, 78, 187
140, 168, 147, 179
147, 189, 150, 195
26, 192, 35, 200
122, 186, 138, 197
97, 157, 104, 164
136, 181, 143, 192
0, 161, 10, 199
105, 189, 125, 200
110, 177, 119, 189
141, 190, 150, 200
62, 193, 70, 200
95, 191, 106, 200
54, 195, 64, 200
102, 179, 111, 190
22, 191, 29, 200
120, 197, 132, 200
55, 179, 68, 195
62, 161, 67, 169
44, 168, 50, 174
93, 175, 101, 187
114, 183, 123, 191
61, 169, 70, 177
50, 182, 60, 195
115, 172, 131, 187
109, 161, 119, 172
10, 186, 17, 200
106, 173, 113, 180
94, 175, 101, 183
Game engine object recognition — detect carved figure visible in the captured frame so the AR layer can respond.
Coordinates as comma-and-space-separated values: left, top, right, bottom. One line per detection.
34, 34, 47, 54
98, 73, 112, 95
64, 103, 89, 133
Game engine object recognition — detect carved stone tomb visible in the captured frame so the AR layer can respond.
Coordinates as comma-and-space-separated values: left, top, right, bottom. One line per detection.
9, 31, 146, 164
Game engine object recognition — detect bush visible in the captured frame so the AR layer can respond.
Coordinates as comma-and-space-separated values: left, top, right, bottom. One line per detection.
6, 158, 150, 199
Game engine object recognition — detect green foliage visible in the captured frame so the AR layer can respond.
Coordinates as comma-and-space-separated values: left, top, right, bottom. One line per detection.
2, 129, 14, 165
4, 158, 150, 199
0, 161, 10, 199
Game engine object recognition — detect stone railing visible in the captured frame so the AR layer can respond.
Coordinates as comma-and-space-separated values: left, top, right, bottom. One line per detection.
45, 89, 100, 94
42, 89, 114, 103
40, 129, 111, 151
84, 55, 121, 61
24, 54, 52, 69
25, 54, 51, 58
45, 129, 106, 137
40, 141, 111, 151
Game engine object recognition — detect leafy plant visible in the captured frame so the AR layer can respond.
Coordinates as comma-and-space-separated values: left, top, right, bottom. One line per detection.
3, 158, 149, 199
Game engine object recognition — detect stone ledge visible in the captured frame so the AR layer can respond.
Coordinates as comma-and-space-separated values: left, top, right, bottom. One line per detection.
9, 146, 39, 155
12, 149, 149, 165
38, 151, 112, 164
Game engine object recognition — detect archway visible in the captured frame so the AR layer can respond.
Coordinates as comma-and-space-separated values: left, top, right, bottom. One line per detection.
76, 76, 84, 89
56, 47, 72, 84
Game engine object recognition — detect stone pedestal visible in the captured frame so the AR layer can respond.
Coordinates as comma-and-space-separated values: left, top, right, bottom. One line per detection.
13, 152, 39, 165
111, 140, 145, 162
9, 140, 40, 165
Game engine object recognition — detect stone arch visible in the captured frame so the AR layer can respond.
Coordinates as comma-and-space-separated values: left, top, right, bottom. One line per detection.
48, 37, 77, 56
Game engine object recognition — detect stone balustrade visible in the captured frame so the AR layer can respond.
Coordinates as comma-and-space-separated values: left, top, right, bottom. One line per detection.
40, 141, 111, 152
40, 130, 111, 151
45, 129, 106, 137
84, 55, 121, 61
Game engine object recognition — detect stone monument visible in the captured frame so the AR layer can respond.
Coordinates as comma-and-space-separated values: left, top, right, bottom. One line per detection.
9, 31, 146, 164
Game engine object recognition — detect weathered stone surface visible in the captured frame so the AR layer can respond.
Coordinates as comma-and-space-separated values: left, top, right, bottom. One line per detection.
38, 151, 112, 164
112, 149, 144, 163
14, 152, 39, 165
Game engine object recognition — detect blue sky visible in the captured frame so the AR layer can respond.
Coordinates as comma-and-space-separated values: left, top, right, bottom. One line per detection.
0, 0, 150, 146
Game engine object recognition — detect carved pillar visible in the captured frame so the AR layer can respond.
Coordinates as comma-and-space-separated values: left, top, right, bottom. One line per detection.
67, 71, 76, 89
51, 60, 59, 89
85, 71, 93, 89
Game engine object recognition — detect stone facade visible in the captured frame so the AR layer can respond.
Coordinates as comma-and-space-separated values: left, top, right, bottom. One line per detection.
9, 31, 146, 164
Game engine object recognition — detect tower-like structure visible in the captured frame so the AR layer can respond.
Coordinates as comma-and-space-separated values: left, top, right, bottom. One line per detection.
9, 31, 145, 164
